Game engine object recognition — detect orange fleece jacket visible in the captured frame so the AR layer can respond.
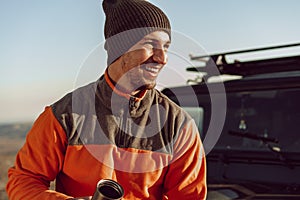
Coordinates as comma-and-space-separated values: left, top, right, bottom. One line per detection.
6, 76, 207, 199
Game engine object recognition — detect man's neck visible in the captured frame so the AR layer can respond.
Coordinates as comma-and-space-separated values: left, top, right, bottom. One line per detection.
105, 68, 146, 98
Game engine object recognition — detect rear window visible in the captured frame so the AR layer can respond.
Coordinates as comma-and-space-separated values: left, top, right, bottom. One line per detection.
205, 88, 300, 153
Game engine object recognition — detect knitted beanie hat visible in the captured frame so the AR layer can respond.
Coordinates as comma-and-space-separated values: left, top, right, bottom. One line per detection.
102, 0, 171, 65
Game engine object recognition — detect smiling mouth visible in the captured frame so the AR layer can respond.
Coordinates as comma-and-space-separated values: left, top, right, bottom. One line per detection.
145, 66, 159, 73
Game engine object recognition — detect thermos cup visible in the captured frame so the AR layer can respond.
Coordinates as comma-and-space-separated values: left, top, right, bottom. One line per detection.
91, 179, 124, 200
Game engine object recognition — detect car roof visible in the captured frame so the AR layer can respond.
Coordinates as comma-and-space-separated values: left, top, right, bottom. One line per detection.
185, 42, 300, 82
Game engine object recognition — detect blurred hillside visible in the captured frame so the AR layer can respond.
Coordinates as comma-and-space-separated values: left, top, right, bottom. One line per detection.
0, 122, 31, 138
0, 122, 32, 199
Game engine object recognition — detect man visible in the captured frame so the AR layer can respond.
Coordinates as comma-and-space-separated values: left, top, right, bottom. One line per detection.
6, 0, 207, 199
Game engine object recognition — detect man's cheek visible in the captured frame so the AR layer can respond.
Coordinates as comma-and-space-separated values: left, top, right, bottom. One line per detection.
124, 49, 150, 67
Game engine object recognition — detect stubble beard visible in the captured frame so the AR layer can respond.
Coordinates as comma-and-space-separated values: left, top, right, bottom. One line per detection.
128, 69, 157, 91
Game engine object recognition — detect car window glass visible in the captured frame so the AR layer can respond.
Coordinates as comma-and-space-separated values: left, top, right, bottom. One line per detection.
215, 88, 300, 153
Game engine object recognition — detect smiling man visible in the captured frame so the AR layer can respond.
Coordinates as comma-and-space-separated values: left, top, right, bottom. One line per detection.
108, 30, 170, 94
6, 0, 207, 199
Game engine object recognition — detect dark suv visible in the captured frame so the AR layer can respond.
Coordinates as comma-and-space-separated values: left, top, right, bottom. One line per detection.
162, 43, 300, 199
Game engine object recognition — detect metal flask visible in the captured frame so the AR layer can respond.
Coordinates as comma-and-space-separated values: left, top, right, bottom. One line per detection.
91, 179, 124, 200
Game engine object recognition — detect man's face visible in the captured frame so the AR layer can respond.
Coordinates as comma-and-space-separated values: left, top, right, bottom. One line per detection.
118, 30, 171, 92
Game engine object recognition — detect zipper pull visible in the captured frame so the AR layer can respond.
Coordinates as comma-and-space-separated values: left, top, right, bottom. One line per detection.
129, 96, 136, 109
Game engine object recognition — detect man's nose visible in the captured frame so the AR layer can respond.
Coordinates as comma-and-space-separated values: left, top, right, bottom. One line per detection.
153, 48, 167, 65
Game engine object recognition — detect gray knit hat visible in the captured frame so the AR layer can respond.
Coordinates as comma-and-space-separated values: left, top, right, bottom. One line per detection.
102, 0, 171, 65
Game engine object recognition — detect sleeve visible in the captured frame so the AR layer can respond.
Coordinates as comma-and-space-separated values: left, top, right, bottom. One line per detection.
163, 119, 207, 200
6, 106, 73, 200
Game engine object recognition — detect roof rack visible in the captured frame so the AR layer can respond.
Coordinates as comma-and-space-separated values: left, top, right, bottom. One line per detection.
187, 42, 300, 76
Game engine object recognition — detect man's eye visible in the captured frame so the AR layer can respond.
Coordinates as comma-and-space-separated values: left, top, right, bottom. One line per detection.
142, 41, 169, 52
143, 42, 154, 47
164, 44, 170, 51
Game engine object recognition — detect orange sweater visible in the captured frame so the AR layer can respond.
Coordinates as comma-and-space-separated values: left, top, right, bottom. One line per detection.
6, 76, 207, 199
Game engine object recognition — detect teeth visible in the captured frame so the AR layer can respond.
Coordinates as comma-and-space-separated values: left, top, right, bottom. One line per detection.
145, 66, 159, 73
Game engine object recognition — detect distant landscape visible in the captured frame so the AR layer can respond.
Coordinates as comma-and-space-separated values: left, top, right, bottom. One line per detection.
0, 122, 32, 199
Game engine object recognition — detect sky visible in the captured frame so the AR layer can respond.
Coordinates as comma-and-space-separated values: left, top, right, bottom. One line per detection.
1, 0, 300, 123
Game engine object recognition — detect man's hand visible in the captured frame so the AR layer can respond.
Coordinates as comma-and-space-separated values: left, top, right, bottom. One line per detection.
69, 196, 92, 200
